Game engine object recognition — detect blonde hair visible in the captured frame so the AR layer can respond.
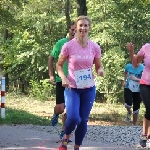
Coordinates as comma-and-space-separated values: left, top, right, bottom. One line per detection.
75, 15, 92, 27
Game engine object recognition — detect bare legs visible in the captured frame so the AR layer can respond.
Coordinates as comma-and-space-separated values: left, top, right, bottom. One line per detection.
62, 113, 66, 131
126, 107, 132, 115
54, 103, 65, 114
142, 117, 150, 135
133, 113, 138, 125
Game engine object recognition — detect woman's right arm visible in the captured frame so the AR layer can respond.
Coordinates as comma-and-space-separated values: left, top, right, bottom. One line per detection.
126, 42, 143, 65
56, 54, 70, 88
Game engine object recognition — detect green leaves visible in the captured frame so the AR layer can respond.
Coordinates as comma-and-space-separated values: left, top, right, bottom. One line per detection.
94, 46, 126, 103
1, 0, 150, 102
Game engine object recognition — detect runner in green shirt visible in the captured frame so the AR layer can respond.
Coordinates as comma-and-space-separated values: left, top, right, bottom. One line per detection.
51, 38, 68, 82
48, 22, 75, 140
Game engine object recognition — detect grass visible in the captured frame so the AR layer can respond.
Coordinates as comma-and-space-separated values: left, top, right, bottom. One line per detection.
0, 93, 145, 126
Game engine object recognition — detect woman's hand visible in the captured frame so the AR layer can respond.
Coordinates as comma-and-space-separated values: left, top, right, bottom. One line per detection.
62, 77, 71, 89
97, 67, 104, 77
122, 81, 126, 87
126, 42, 134, 53
130, 75, 140, 82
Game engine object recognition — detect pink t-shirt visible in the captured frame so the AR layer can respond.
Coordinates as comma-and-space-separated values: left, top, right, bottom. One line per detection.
138, 43, 150, 85
61, 38, 101, 88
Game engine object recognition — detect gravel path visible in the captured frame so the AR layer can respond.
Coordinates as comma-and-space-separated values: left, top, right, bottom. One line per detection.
0, 125, 150, 150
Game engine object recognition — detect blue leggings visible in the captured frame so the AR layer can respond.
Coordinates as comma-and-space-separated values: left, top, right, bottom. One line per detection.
64, 86, 96, 146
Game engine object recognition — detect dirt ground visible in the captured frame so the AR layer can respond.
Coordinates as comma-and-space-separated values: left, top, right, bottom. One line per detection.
0, 124, 147, 150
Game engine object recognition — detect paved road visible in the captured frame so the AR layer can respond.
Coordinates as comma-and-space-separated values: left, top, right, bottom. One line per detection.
0, 125, 147, 150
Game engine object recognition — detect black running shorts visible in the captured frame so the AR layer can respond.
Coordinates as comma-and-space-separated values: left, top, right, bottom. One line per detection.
56, 82, 65, 104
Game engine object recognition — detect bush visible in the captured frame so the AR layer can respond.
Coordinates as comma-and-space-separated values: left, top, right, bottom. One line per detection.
94, 46, 126, 103
29, 79, 55, 101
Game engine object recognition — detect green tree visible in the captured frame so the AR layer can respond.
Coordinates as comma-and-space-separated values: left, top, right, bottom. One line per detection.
1, 0, 150, 103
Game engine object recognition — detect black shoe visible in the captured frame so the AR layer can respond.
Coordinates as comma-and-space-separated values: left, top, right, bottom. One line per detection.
140, 135, 147, 148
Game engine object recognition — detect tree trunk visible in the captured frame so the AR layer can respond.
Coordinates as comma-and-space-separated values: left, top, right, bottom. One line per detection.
65, 0, 71, 31
77, 0, 87, 16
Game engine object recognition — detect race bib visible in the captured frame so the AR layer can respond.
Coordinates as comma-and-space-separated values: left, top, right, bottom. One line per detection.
128, 80, 140, 92
74, 68, 93, 89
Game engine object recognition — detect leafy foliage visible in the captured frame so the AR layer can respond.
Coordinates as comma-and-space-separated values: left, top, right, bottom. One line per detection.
94, 46, 126, 103
0, 0, 150, 103
29, 79, 55, 101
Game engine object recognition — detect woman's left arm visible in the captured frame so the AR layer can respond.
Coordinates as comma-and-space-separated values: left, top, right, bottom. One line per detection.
93, 57, 104, 77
